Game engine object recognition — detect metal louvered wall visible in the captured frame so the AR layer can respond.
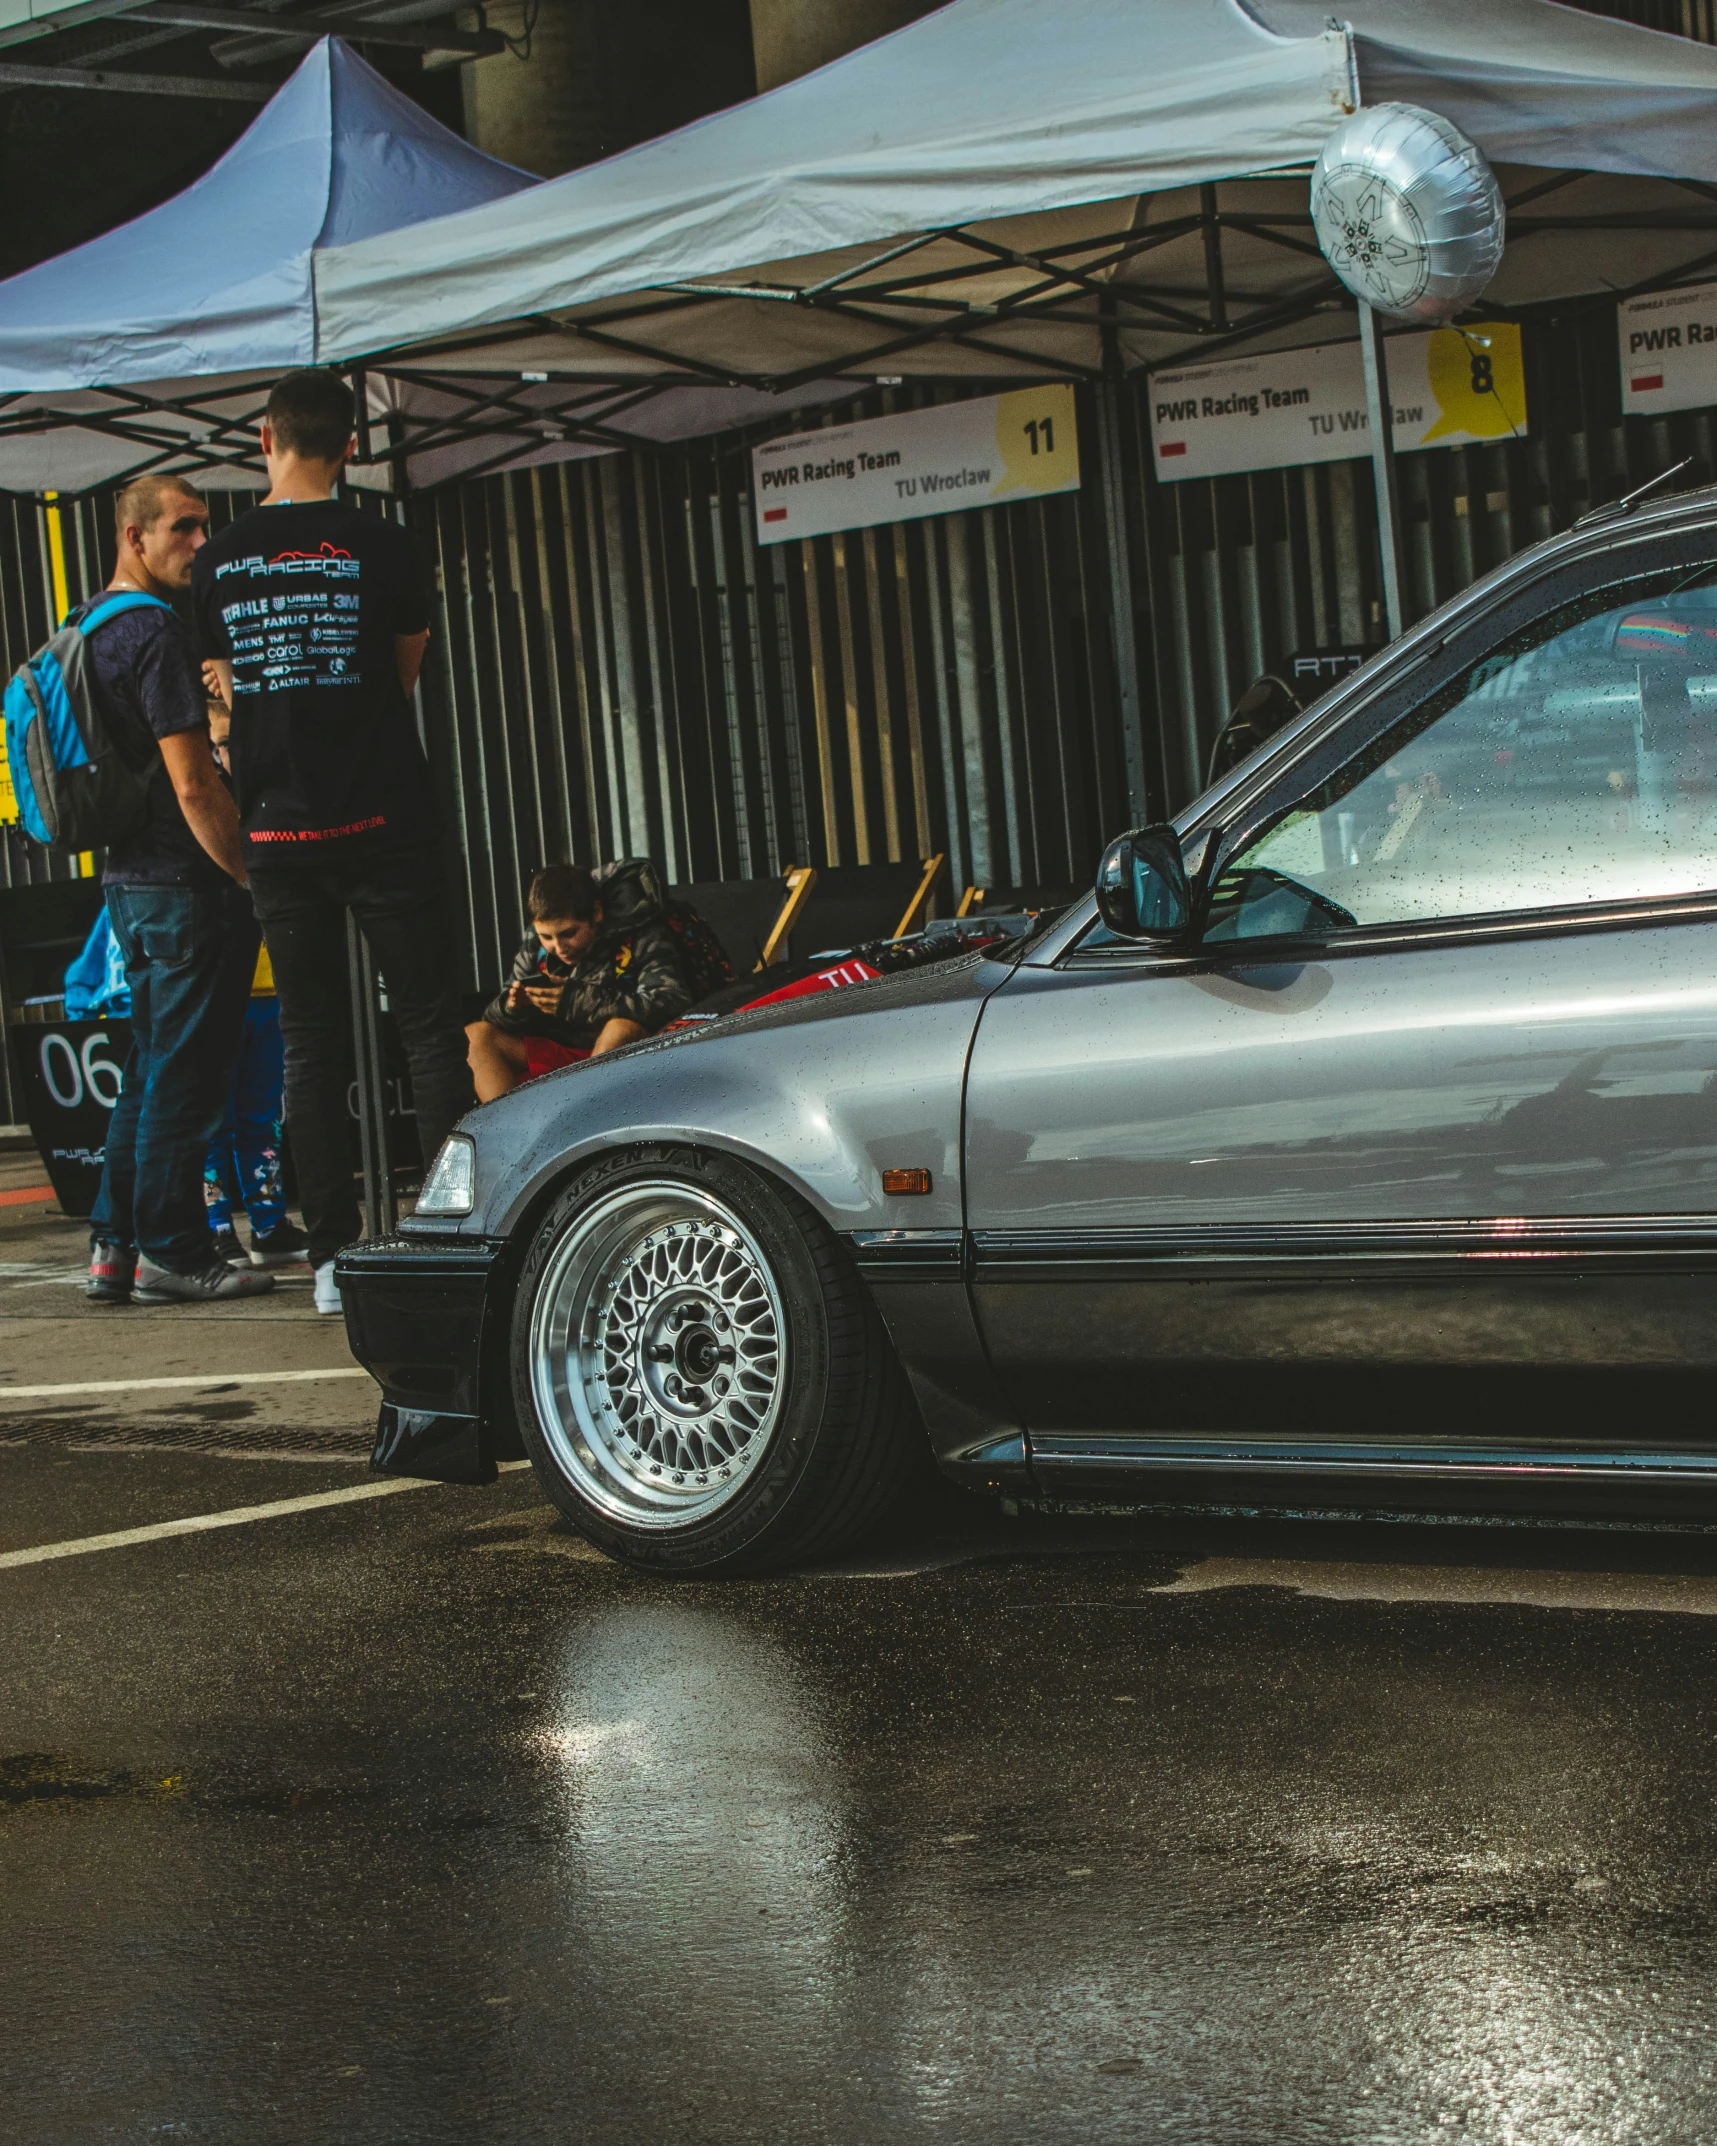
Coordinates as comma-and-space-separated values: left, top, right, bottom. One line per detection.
1128, 304, 1717, 801
414, 322, 1717, 998
412, 385, 1135, 998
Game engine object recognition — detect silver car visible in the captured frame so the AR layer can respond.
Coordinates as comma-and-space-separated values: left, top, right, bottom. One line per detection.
340, 483, 1717, 1572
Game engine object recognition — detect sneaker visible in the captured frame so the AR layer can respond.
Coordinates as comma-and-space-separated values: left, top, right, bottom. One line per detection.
248, 1218, 311, 1267
86, 1240, 135, 1306
313, 1259, 342, 1316
133, 1258, 276, 1305
210, 1226, 247, 1268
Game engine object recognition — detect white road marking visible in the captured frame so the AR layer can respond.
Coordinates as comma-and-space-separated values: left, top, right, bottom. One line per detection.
0, 1457, 534, 1571
0, 1368, 371, 1399
0, 1476, 431, 1567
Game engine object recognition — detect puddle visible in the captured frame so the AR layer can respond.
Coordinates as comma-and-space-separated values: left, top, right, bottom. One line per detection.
0, 1752, 184, 1805
465, 1507, 611, 1561
1153, 1556, 1717, 1617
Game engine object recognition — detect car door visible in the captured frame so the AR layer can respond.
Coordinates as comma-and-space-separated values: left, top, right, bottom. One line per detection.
965, 536, 1717, 1465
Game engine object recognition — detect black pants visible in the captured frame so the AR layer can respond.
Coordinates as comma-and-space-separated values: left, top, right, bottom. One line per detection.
250, 847, 475, 1266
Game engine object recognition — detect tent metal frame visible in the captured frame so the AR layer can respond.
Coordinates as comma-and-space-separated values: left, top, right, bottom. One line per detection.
12, 175, 1717, 502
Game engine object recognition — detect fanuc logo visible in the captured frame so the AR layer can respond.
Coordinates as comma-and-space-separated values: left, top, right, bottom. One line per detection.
215, 541, 360, 581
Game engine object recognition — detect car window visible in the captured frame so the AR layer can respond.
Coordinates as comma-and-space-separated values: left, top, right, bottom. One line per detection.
1207, 564, 1717, 944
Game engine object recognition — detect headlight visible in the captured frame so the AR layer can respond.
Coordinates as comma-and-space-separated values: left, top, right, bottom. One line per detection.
416, 1133, 475, 1216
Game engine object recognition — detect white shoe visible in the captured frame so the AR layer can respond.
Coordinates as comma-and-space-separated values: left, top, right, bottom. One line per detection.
314, 1259, 343, 1316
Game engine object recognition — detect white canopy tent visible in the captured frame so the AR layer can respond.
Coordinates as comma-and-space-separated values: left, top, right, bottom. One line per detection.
0, 35, 849, 494
303, 0, 1717, 811
10, 2, 1717, 492
312, 0, 1717, 401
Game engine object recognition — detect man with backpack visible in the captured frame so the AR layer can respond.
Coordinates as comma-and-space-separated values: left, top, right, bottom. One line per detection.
193, 368, 473, 1316
73, 474, 274, 1304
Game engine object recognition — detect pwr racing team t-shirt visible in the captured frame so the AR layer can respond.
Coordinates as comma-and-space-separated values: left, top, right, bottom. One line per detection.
191, 500, 434, 868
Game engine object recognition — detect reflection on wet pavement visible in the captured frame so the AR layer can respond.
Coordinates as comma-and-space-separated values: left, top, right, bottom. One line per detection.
5, 1473, 1717, 2143
1154, 1553, 1717, 1614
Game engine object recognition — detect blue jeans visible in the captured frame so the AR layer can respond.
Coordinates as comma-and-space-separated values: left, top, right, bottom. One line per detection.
91, 880, 259, 1271
204, 997, 287, 1236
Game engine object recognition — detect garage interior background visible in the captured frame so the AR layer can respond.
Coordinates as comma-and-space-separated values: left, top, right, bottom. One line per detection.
0, 0, 1712, 1126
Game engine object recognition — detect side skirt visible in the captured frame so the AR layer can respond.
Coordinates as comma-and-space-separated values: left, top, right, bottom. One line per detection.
1028, 1437, 1717, 1523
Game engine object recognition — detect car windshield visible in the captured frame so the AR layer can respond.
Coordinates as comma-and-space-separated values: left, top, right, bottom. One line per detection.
1211, 565, 1717, 937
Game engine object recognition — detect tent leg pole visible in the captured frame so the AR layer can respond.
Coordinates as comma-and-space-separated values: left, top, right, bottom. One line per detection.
1095, 373, 1150, 828
346, 911, 382, 1244
358, 932, 396, 1238
1358, 301, 1407, 641
352, 367, 372, 468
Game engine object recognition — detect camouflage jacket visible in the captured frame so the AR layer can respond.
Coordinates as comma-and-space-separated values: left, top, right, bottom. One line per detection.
483, 859, 696, 1048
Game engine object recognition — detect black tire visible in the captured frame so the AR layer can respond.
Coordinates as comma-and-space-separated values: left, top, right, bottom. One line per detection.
509, 1144, 924, 1575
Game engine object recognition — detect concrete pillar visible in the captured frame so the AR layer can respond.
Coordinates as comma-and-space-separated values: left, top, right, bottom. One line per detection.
749, 0, 942, 93
462, 0, 756, 179
460, 0, 615, 177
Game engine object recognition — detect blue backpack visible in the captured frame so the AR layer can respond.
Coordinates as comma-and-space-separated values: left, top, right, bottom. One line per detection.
3, 591, 171, 852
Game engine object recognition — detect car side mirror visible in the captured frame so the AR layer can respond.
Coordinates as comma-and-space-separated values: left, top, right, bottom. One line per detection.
1094, 825, 1193, 942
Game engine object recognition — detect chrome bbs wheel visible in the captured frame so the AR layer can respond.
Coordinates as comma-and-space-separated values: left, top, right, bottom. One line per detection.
527, 1180, 787, 1526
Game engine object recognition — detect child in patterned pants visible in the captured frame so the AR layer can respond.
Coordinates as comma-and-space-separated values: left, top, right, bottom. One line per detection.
204, 926, 308, 1266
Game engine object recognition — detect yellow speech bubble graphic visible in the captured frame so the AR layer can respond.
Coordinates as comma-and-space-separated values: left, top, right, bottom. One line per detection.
1423, 321, 1526, 443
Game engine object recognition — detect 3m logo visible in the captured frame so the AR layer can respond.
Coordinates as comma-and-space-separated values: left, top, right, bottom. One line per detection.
1632, 374, 1665, 393
1159, 442, 1188, 458
763, 508, 787, 523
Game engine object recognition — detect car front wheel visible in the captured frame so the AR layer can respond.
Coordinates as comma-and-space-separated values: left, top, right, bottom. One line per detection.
510, 1145, 922, 1574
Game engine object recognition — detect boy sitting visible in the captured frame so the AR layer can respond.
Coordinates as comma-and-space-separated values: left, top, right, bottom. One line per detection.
466, 860, 708, 1101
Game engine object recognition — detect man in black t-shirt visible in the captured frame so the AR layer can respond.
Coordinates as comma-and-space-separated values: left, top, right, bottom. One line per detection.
193, 369, 473, 1312
84, 472, 273, 1307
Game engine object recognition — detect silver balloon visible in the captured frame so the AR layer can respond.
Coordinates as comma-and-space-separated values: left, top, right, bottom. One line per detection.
1311, 103, 1505, 326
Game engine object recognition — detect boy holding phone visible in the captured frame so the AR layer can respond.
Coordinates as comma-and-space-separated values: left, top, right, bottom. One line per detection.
466, 860, 706, 1101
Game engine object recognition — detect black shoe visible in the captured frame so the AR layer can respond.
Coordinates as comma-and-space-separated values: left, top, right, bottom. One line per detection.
248, 1218, 310, 1266
210, 1227, 247, 1268
133, 1258, 276, 1305
86, 1241, 135, 1306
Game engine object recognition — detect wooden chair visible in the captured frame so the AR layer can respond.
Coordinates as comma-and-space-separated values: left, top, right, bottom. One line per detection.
673, 855, 946, 978
671, 873, 815, 973
955, 880, 1081, 918
791, 857, 947, 958
756, 867, 816, 967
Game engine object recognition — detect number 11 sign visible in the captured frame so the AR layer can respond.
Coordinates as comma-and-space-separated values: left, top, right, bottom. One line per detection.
751, 384, 1080, 545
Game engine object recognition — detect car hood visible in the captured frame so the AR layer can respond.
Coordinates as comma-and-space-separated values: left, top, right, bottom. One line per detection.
441, 948, 1012, 1238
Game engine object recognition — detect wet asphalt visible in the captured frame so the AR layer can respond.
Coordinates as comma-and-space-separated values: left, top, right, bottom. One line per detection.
8, 1446, 1717, 2146
7, 1170, 1717, 2142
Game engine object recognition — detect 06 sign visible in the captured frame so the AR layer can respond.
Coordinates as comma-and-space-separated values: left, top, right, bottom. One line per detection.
10, 1016, 131, 1218
37, 1027, 124, 1112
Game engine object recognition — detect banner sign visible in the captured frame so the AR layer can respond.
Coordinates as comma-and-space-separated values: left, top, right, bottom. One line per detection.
1619, 281, 1717, 417
9, 1016, 129, 1218
752, 385, 1079, 545
1148, 322, 1526, 483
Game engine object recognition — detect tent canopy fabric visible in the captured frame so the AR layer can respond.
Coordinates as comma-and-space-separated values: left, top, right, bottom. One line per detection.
0, 37, 539, 492
311, 0, 1717, 400
12, 0, 1717, 495
0, 37, 532, 393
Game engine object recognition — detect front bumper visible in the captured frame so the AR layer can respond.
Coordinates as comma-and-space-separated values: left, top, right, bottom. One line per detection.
336, 1236, 523, 1485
